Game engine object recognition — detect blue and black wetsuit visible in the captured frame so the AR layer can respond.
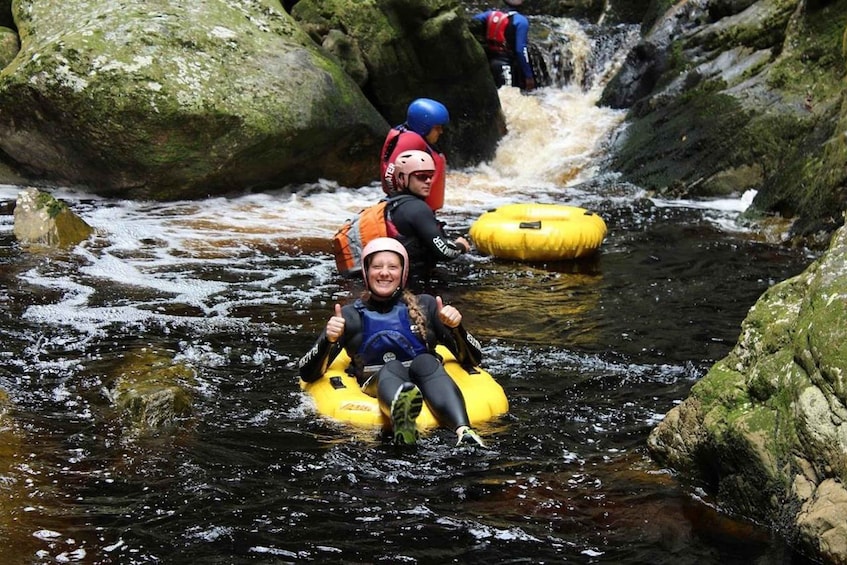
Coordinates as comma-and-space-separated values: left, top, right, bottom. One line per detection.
473, 8, 534, 88
298, 294, 483, 431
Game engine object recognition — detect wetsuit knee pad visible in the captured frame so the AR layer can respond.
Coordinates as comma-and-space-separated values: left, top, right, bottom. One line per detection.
409, 353, 442, 377
409, 352, 469, 430
378, 359, 411, 388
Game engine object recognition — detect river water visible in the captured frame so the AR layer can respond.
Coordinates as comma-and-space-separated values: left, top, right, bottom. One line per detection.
0, 18, 821, 565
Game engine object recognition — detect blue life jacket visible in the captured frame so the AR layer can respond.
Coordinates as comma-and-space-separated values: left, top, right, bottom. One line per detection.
355, 300, 428, 374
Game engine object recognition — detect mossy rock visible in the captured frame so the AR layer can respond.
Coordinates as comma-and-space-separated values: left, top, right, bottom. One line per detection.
111, 350, 197, 433
13, 187, 94, 248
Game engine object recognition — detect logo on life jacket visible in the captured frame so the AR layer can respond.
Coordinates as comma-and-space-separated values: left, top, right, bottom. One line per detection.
355, 301, 428, 369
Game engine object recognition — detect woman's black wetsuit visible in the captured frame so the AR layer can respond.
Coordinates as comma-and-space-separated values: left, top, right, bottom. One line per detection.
298, 293, 483, 431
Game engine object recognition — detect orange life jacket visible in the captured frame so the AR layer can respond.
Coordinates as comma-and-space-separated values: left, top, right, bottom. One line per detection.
331, 195, 413, 277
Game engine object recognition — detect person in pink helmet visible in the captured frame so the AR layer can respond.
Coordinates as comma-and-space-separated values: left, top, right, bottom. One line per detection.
384, 150, 470, 289
298, 238, 485, 447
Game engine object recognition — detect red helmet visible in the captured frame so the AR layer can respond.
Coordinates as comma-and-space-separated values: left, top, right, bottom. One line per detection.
361, 237, 409, 290
392, 150, 435, 191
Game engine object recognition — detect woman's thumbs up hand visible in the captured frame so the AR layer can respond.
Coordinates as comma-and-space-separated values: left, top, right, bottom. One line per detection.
326, 303, 345, 342
436, 296, 462, 328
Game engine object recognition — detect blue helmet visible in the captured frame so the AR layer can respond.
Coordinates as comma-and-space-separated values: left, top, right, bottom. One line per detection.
405, 98, 449, 137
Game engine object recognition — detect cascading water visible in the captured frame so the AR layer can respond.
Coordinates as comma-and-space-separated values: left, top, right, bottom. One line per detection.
531, 17, 640, 91
0, 12, 818, 565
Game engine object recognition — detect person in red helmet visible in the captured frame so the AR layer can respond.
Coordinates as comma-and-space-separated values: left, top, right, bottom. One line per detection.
385, 150, 470, 289
380, 98, 450, 211
298, 237, 486, 447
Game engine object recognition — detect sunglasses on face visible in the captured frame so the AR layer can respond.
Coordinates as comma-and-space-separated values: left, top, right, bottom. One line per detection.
411, 171, 434, 182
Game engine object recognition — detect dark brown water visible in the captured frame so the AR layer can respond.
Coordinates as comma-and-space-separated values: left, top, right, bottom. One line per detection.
0, 179, 818, 564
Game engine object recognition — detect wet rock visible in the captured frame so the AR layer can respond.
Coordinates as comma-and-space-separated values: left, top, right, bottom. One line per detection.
0, 25, 17, 68
13, 187, 93, 248
602, 0, 847, 241
110, 350, 196, 435
0, 0, 388, 199
648, 217, 847, 564
796, 478, 847, 561
290, 0, 504, 167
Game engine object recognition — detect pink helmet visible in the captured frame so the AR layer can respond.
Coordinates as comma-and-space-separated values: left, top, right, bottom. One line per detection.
392, 150, 435, 191
361, 237, 409, 290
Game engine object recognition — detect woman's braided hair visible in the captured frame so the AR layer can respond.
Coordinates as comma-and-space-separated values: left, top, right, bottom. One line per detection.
401, 289, 428, 339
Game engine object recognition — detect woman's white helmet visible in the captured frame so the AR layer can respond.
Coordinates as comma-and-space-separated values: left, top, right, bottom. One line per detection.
361, 237, 410, 290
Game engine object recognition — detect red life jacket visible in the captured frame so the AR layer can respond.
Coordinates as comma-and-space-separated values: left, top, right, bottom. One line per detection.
379, 128, 446, 212
485, 11, 514, 55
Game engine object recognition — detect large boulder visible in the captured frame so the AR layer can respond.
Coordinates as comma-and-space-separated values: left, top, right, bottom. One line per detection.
601, 0, 847, 240
648, 216, 847, 564
0, 25, 17, 68
0, 0, 389, 199
291, 0, 504, 167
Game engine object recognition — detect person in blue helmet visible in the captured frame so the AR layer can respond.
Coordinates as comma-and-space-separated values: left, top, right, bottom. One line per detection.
298, 237, 485, 448
473, 0, 536, 91
380, 98, 450, 212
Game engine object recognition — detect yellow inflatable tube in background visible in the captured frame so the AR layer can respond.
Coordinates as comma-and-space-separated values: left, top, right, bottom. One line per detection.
300, 345, 509, 430
470, 203, 607, 261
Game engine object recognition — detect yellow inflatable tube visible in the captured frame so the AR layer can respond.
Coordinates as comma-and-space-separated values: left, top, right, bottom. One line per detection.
299, 345, 509, 429
470, 203, 607, 261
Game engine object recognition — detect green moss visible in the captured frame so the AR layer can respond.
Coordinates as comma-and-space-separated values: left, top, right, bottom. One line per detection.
747, 349, 792, 401
614, 89, 754, 192
691, 361, 749, 407
738, 403, 777, 435
35, 191, 65, 218
767, 0, 847, 101
112, 350, 197, 430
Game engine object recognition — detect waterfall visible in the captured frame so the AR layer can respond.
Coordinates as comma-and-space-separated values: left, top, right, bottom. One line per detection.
530, 16, 640, 91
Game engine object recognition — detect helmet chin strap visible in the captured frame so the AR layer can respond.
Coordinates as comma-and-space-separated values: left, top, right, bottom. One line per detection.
367, 285, 403, 301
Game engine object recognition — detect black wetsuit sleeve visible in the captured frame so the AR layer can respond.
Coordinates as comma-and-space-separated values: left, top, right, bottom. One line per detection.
297, 332, 337, 383
297, 305, 362, 382
420, 295, 483, 367
393, 198, 466, 261
448, 324, 484, 368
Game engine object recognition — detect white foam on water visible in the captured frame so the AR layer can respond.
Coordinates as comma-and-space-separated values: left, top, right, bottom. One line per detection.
650, 189, 757, 213
650, 189, 759, 232
452, 85, 629, 213
0, 79, 752, 338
